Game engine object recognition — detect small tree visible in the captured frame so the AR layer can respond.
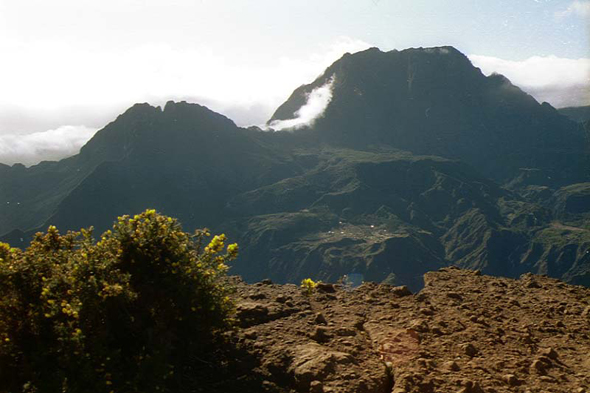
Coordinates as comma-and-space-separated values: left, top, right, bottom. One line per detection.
0, 210, 237, 393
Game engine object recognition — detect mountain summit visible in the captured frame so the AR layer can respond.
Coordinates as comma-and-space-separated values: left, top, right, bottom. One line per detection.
271, 46, 588, 185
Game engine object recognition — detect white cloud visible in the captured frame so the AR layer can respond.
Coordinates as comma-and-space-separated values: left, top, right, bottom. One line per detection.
555, 0, 590, 19
268, 77, 336, 131
469, 54, 590, 107
0, 36, 369, 165
0, 125, 98, 166
0, 36, 370, 130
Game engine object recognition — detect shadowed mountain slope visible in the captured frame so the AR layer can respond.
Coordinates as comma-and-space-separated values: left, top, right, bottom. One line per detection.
20, 101, 299, 236
559, 105, 590, 123
271, 47, 588, 186
1, 46, 589, 289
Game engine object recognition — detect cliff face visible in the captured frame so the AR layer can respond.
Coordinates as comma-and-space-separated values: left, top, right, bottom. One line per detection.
207, 268, 590, 393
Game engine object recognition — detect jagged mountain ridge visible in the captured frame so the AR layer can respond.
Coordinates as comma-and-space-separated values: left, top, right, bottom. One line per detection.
0, 102, 299, 236
44, 101, 299, 234
1, 46, 589, 288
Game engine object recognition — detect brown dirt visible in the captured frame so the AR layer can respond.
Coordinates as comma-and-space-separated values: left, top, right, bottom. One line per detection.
199, 268, 590, 393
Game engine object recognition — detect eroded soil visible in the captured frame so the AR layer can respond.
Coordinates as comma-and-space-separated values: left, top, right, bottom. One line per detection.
198, 268, 590, 393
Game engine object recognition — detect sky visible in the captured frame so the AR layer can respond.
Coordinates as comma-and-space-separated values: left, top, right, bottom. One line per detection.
0, 0, 589, 165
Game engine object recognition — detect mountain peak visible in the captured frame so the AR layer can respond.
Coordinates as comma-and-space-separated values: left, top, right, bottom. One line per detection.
270, 46, 480, 124
162, 100, 237, 128
340, 45, 465, 60
163, 100, 199, 113
118, 102, 162, 119
74, 100, 240, 169
334, 45, 471, 71
268, 45, 587, 185
407, 45, 463, 53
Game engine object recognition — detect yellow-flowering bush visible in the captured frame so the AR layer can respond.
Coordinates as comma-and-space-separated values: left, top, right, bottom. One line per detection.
0, 210, 238, 393
300, 278, 319, 296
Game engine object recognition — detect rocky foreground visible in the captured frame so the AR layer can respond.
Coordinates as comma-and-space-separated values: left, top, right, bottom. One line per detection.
204, 268, 590, 393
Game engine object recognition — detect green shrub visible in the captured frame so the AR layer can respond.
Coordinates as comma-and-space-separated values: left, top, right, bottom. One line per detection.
0, 210, 237, 393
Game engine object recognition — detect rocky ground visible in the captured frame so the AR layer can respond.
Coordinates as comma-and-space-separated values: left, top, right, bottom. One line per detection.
198, 268, 590, 393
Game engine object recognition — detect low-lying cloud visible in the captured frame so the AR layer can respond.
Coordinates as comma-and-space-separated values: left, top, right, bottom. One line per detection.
268, 77, 335, 131
0, 36, 369, 165
0, 125, 98, 166
0, 36, 370, 133
469, 54, 590, 108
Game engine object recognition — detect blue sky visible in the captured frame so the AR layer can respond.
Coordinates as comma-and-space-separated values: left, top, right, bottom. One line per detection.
0, 0, 588, 164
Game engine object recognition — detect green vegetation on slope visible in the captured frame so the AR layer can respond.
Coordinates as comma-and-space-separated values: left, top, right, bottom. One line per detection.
0, 210, 237, 393
226, 148, 590, 289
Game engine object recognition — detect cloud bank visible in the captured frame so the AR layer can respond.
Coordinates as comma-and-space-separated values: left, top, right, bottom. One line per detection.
0, 37, 370, 132
269, 77, 336, 131
0, 36, 368, 165
0, 125, 98, 166
469, 54, 590, 108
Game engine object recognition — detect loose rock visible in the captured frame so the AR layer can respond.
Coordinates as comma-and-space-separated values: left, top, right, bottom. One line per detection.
504, 374, 520, 386
392, 285, 412, 297
462, 343, 478, 358
314, 312, 328, 325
